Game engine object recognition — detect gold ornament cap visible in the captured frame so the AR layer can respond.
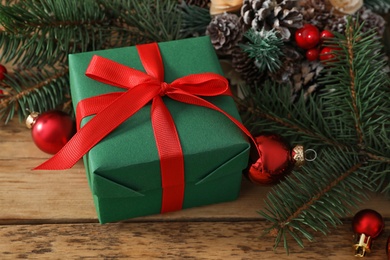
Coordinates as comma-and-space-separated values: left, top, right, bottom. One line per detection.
328, 0, 363, 15
25, 111, 40, 129
353, 233, 372, 257
292, 145, 305, 167
210, 0, 242, 15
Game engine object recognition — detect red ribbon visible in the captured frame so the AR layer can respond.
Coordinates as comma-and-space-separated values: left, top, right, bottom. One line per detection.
35, 42, 257, 213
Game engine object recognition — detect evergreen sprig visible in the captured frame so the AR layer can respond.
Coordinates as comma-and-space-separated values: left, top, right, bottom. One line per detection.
238, 18, 390, 252
178, 1, 211, 37
260, 147, 369, 254
0, 0, 184, 124
0, 0, 110, 68
105, 0, 182, 42
240, 29, 284, 73
364, 0, 390, 13
0, 66, 69, 123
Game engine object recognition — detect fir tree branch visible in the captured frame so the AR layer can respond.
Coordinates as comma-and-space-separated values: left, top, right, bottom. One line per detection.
0, 0, 111, 67
235, 85, 348, 150
0, 69, 67, 108
259, 147, 370, 253
178, 1, 211, 37
105, 0, 183, 43
346, 25, 364, 147
0, 67, 69, 123
364, 0, 390, 13
277, 162, 363, 230
366, 152, 390, 164
235, 96, 346, 149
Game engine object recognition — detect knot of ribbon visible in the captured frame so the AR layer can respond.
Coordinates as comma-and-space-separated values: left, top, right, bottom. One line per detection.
160, 82, 170, 96
35, 42, 258, 213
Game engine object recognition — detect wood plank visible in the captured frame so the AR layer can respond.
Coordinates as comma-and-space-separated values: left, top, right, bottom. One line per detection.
0, 221, 388, 259
1, 158, 389, 223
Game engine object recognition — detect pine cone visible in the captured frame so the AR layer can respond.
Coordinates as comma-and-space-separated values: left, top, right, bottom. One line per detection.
298, 0, 334, 31
181, 0, 211, 8
268, 44, 302, 85
329, 7, 386, 37
291, 60, 324, 100
206, 13, 243, 56
231, 47, 264, 85
241, 0, 303, 40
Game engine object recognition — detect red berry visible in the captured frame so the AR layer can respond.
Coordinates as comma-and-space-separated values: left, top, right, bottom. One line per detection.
306, 48, 320, 61
0, 65, 7, 80
295, 24, 320, 50
319, 47, 337, 63
320, 30, 334, 42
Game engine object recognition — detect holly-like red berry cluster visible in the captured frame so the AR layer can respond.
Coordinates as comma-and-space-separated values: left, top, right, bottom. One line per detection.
295, 24, 337, 63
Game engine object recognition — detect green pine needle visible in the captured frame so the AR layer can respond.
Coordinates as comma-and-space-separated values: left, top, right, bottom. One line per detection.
240, 29, 284, 73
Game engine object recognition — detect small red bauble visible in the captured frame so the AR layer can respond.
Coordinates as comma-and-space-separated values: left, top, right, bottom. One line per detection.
26, 110, 76, 154
295, 24, 320, 50
352, 209, 384, 257
320, 30, 334, 41
0, 64, 7, 80
387, 236, 390, 259
306, 48, 320, 61
248, 133, 304, 185
319, 47, 337, 63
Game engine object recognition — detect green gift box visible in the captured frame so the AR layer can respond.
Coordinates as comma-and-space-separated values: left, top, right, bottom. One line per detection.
69, 36, 250, 223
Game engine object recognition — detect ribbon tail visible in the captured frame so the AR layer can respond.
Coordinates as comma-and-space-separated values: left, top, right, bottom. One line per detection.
35, 85, 160, 170
151, 96, 185, 213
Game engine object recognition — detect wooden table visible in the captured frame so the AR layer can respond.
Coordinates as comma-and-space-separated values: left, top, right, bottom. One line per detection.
0, 120, 389, 259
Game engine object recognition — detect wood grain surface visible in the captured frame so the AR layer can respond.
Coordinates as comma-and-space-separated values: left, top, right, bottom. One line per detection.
0, 120, 389, 259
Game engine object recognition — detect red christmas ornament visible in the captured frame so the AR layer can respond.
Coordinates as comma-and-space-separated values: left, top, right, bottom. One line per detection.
306, 48, 320, 61
387, 236, 390, 260
0, 64, 7, 80
352, 209, 384, 257
295, 24, 320, 50
26, 110, 76, 154
248, 133, 305, 185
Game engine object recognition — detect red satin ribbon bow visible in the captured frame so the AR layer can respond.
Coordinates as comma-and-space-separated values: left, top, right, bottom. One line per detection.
35, 42, 256, 213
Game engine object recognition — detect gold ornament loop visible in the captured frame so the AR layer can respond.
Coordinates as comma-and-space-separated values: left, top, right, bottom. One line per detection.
304, 149, 317, 162
210, 0, 243, 15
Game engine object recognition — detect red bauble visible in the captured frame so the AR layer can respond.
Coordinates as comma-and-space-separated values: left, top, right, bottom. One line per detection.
306, 48, 320, 61
295, 24, 320, 50
0, 64, 7, 80
248, 133, 304, 185
26, 110, 76, 154
352, 209, 384, 257
387, 236, 390, 259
